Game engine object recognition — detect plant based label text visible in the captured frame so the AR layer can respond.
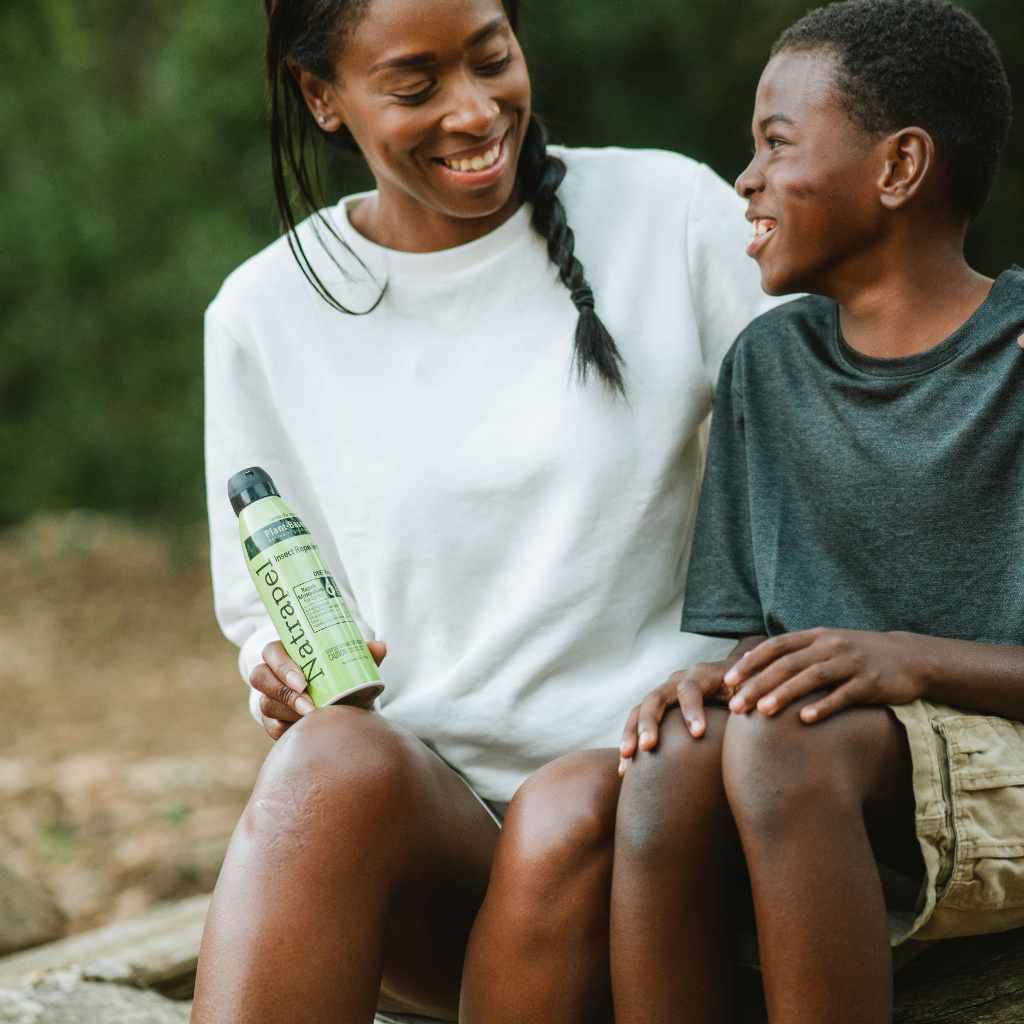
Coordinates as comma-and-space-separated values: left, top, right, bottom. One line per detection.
244, 516, 310, 560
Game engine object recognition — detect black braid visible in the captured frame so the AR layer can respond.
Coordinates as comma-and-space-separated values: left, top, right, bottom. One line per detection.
518, 117, 626, 396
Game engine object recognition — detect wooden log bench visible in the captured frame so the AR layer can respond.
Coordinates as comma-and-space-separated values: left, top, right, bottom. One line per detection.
0, 895, 1021, 1021
0, 895, 209, 1001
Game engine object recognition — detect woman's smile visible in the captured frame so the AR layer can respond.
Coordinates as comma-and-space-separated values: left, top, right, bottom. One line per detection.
432, 128, 510, 187
312, 0, 531, 251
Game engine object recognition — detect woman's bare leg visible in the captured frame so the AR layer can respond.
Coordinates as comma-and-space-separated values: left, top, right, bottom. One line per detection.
611, 709, 740, 1024
460, 749, 620, 1024
191, 706, 499, 1024
722, 698, 920, 1024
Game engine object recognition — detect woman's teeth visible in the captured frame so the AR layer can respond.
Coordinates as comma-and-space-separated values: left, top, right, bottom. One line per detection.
442, 140, 501, 172
753, 218, 777, 239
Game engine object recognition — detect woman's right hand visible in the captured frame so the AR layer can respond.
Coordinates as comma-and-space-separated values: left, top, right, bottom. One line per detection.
618, 636, 764, 775
617, 659, 735, 776
250, 639, 389, 741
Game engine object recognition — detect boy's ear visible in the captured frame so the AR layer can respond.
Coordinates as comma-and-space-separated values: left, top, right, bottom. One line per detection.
877, 127, 934, 210
291, 62, 344, 133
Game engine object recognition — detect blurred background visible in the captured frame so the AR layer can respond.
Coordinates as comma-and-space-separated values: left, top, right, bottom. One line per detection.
1, 0, 1021, 948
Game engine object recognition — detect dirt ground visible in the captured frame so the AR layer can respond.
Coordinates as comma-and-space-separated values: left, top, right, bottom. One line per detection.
0, 512, 270, 936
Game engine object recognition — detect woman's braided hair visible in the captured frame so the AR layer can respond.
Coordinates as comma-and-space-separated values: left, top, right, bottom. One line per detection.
266, 0, 626, 394
517, 116, 625, 393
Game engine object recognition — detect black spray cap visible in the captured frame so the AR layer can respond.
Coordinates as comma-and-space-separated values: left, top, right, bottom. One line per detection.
228, 466, 280, 516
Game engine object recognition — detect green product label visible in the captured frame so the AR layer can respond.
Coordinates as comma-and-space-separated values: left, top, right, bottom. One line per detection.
244, 516, 309, 559
238, 491, 383, 710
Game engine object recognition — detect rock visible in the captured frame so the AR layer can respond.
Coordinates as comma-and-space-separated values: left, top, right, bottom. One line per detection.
0, 895, 208, 997
0, 969, 190, 1023
0, 869, 66, 958
0, 761, 43, 799
49, 867, 112, 931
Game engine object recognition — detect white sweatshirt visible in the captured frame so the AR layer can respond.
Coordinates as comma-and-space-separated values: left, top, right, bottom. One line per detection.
205, 146, 774, 801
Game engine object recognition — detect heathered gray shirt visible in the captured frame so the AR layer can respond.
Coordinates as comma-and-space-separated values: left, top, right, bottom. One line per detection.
681, 266, 1024, 645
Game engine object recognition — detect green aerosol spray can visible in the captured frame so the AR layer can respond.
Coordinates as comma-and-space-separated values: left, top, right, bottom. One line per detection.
228, 466, 384, 710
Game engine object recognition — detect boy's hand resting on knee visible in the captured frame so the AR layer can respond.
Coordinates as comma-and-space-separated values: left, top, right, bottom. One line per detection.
618, 637, 764, 776
723, 628, 924, 724
250, 639, 388, 740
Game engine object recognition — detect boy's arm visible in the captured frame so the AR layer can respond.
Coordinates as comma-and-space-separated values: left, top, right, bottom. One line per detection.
723, 628, 1024, 724
913, 636, 1024, 720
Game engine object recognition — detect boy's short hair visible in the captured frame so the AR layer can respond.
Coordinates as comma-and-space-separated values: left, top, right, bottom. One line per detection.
772, 0, 1011, 219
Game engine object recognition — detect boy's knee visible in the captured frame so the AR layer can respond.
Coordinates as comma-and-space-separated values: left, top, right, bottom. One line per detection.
722, 702, 859, 840
617, 711, 729, 863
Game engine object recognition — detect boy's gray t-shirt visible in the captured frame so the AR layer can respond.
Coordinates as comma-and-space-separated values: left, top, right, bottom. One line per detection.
682, 267, 1024, 644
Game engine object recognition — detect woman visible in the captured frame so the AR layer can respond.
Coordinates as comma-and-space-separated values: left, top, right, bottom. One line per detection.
193, 1, 772, 1021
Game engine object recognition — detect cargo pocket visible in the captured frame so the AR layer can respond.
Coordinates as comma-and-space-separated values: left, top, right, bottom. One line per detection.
934, 715, 1024, 914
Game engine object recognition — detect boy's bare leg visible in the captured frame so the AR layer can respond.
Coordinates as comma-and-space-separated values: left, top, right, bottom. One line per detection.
611, 709, 740, 1024
461, 749, 621, 1024
722, 696, 921, 1024
191, 706, 499, 1024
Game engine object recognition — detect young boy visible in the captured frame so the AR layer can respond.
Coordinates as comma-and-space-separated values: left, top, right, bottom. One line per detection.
613, 2, 1023, 1022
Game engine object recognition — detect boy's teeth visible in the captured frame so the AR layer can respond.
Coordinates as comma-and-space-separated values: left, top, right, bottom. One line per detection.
753, 218, 777, 239
443, 141, 501, 172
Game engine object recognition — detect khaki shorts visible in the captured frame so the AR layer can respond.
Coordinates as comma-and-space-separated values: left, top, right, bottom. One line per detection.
889, 699, 1024, 944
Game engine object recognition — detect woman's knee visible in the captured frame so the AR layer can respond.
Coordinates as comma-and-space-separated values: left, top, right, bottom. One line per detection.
497, 750, 620, 892
248, 707, 424, 844
616, 709, 729, 863
461, 751, 618, 1001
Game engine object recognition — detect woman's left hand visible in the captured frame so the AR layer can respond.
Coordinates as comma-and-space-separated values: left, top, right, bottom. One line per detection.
723, 628, 927, 724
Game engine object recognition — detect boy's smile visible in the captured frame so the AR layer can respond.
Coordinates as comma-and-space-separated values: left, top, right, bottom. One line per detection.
735, 50, 887, 297
747, 215, 778, 258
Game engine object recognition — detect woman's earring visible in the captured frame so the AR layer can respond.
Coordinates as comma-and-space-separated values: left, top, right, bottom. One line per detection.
318, 114, 328, 125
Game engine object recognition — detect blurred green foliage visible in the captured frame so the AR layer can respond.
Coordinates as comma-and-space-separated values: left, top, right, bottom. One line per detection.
2, 0, 1022, 526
